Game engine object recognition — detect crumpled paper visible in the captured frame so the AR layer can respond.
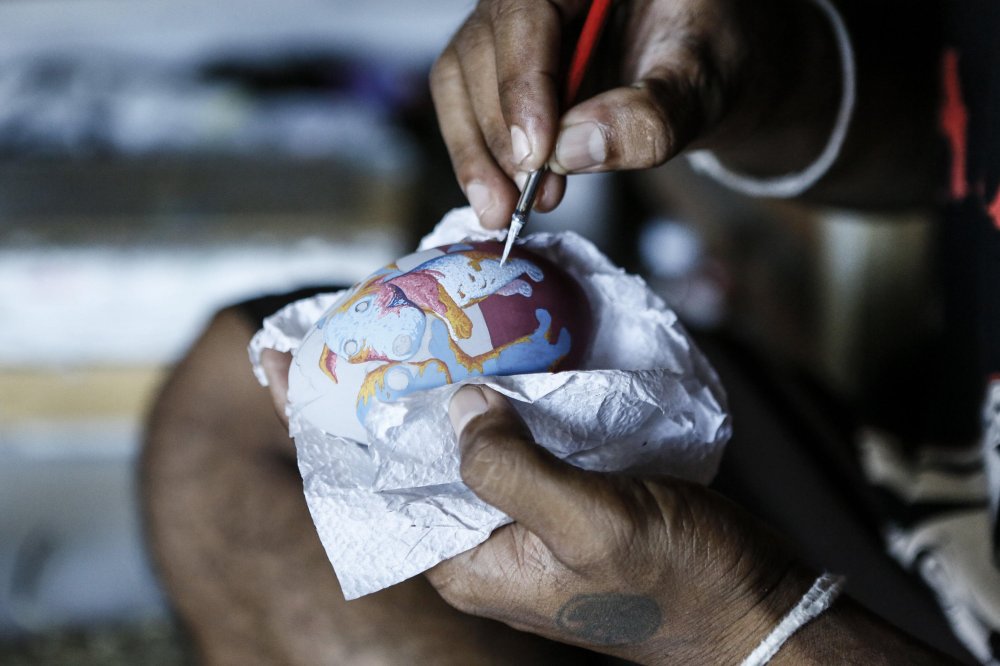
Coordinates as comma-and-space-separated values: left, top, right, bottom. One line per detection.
249, 206, 731, 599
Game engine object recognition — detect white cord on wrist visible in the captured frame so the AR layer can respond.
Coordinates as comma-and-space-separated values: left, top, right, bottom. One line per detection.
739, 572, 847, 666
686, 0, 856, 198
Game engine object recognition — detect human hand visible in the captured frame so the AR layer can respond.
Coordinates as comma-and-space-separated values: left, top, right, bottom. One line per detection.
260, 349, 293, 429
426, 385, 814, 665
430, 0, 841, 228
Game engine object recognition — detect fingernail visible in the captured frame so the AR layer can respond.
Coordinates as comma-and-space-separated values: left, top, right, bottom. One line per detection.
449, 385, 489, 437
466, 182, 495, 221
554, 122, 607, 172
510, 125, 532, 167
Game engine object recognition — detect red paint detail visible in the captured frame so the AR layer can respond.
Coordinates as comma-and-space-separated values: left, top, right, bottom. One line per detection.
940, 49, 969, 200
988, 187, 1000, 230
320, 345, 338, 383
473, 242, 593, 371
390, 271, 449, 317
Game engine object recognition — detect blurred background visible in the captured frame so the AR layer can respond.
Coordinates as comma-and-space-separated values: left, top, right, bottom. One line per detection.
0, 0, 938, 663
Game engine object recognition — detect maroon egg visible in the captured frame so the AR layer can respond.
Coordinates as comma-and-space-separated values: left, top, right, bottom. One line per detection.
464, 241, 592, 371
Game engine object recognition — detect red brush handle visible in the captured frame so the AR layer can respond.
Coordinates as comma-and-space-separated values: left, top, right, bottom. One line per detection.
564, 0, 613, 106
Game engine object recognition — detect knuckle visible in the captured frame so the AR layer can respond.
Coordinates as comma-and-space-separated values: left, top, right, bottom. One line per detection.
460, 427, 518, 482
450, 140, 477, 170
560, 483, 655, 576
430, 572, 478, 615
559, 520, 627, 573
627, 82, 676, 167
453, 20, 493, 59
514, 529, 556, 575
428, 57, 446, 91
497, 75, 531, 111
482, 128, 514, 171
650, 481, 700, 543
559, 531, 621, 573
489, 0, 539, 27
497, 71, 556, 121
452, 161, 479, 189
459, 415, 539, 494
442, 591, 478, 616
448, 141, 493, 188
428, 50, 459, 100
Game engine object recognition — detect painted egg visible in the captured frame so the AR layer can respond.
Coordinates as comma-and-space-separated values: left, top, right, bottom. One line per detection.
288, 240, 593, 443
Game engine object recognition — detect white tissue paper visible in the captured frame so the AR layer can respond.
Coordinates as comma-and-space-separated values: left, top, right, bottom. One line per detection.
249, 206, 731, 599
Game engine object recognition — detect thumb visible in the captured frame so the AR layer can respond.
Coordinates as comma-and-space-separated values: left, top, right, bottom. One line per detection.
549, 73, 711, 175
448, 385, 611, 557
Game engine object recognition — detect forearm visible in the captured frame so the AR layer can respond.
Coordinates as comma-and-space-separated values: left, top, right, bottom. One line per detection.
773, 593, 960, 665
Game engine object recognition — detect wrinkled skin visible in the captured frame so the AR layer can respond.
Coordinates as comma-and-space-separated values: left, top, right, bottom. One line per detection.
258, 361, 955, 664
427, 385, 801, 663
430, 0, 846, 228
423, 386, 957, 664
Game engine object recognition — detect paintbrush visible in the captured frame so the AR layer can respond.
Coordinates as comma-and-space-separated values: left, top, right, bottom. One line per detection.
501, 0, 613, 264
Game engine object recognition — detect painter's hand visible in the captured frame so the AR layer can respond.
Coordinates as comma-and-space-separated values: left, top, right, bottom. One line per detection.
260, 349, 293, 429
426, 385, 812, 664
430, 0, 840, 228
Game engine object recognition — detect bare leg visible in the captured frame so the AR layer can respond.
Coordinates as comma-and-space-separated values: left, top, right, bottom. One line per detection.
140, 307, 597, 665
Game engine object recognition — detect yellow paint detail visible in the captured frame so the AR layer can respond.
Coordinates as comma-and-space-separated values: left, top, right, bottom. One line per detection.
436, 282, 473, 339
461, 251, 495, 272
356, 363, 392, 408
415, 358, 452, 384
355, 358, 452, 410
448, 333, 532, 374
347, 341, 370, 364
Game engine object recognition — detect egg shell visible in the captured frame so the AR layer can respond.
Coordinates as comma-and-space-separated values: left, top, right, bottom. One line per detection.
287, 240, 592, 443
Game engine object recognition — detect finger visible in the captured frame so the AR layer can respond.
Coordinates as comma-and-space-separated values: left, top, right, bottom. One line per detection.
489, 0, 577, 171
260, 349, 292, 427
549, 74, 709, 175
511, 168, 566, 213
427, 522, 564, 622
426, 525, 530, 602
453, 16, 514, 175
452, 10, 568, 213
431, 46, 520, 229
448, 385, 616, 560
532, 170, 566, 212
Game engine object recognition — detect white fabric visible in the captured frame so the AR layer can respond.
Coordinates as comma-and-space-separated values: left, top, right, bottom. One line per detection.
860, 393, 1000, 666
248, 207, 732, 599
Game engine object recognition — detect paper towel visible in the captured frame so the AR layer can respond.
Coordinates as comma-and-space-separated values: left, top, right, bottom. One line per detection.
249, 207, 730, 599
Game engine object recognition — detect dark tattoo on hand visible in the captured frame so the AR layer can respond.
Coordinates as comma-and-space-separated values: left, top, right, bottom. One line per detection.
555, 593, 662, 646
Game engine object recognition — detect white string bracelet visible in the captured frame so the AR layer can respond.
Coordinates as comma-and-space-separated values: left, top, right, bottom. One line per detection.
739, 572, 847, 666
686, 0, 856, 198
